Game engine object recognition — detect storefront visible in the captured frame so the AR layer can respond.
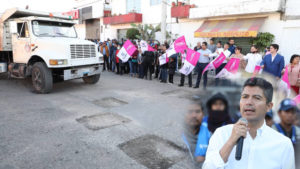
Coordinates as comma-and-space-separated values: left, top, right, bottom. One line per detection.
194, 17, 266, 54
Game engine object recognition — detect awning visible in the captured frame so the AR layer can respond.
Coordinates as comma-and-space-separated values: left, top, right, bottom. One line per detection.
194, 17, 266, 38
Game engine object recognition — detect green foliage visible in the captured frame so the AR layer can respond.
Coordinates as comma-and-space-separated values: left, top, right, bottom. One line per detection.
126, 28, 140, 40
250, 32, 275, 52
131, 23, 161, 40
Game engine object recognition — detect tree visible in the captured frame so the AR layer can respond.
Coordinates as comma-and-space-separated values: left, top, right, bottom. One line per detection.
250, 32, 275, 52
126, 28, 140, 40
131, 23, 161, 41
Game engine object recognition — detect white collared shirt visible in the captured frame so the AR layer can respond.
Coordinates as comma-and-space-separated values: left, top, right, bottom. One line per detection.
209, 48, 231, 63
203, 122, 295, 169
243, 53, 262, 73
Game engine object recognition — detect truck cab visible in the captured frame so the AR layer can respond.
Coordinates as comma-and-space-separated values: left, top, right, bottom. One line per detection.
0, 8, 103, 93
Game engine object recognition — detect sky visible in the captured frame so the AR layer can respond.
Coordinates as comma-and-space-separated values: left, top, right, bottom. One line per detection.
0, 0, 77, 15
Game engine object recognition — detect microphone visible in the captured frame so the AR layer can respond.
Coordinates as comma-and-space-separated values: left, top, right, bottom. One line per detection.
235, 118, 248, 161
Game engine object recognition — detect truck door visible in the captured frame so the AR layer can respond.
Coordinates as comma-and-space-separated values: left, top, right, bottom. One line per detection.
12, 22, 31, 63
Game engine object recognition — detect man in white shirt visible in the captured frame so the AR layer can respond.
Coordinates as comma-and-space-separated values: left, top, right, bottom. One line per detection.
194, 42, 212, 89
203, 77, 295, 169
243, 45, 262, 73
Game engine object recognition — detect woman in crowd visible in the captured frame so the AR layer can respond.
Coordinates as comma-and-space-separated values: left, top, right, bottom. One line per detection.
283, 54, 300, 94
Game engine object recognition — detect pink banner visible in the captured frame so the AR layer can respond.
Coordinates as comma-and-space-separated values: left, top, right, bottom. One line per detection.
124, 40, 137, 56
117, 40, 137, 62
282, 66, 291, 89
293, 95, 300, 104
174, 36, 187, 53
148, 45, 155, 51
215, 58, 240, 78
252, 65, 261, 77
202, 52, 226, 75
186, 48, 200, 66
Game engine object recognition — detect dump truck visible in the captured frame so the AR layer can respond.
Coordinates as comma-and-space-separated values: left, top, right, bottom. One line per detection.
0, 8, 103, 93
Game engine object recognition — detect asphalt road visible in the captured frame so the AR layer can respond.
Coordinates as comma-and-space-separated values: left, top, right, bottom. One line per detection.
0, 72, 200, 169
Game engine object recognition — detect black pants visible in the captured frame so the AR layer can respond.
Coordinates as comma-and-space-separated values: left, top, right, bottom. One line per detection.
143, 61, 152, 80
195, 63, 209, 88
215, 63, 227, 86
103, 56, 109, 71
180, 73, 192, 86
116, 63, 120, 74
155, 65, 160, 78
169, 74, 174, 83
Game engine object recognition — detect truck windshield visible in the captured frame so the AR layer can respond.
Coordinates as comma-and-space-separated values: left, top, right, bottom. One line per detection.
32, 20, 77, 38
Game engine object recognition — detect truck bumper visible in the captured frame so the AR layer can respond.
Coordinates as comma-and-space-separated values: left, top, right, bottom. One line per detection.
63, 65, 101, 81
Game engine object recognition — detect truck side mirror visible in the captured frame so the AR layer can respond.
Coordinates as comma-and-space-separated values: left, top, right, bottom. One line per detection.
9, 21, 18, 34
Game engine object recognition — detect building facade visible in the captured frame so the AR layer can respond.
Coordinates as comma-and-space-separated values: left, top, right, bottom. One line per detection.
74, 0, 300, 62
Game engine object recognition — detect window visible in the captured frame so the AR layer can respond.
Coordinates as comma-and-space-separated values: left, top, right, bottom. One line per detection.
150, 0, 161, 6
126, 0, 141, 13
17, 22, 29, 38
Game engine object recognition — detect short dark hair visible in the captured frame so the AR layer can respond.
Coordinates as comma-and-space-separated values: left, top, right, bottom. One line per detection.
210, 38, 214, 42
270, 44, 279, 51
290, 54, 300, 64
202, 42, 208, 46
190, 96, 204, 112
229, 38, 234, 41
217, 41, 222, 45
225, 42, 230, 46
235, 46, 242, 52
242, 77, 273, 103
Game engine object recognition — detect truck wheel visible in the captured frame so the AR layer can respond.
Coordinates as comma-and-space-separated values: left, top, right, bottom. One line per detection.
82, 74, 100, 84
31, 62, 53, 93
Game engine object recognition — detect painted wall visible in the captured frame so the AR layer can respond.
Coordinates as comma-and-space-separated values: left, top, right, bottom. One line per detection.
189, 0, 282, 19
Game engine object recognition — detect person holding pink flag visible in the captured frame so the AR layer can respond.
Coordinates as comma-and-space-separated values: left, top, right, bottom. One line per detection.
166, 36, 188, 58
140, 40, 155, 53
117, 40, 137, 63
215, 57, 240, 78
215, 43, 231, 86
194, 42, 212, 89
243, 45, 262, 74
179, 49, 200, 87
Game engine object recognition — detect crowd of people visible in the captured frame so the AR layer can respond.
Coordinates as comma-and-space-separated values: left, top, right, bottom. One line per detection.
92, 38, 300, 95
184, 78, 300, 168
91, 37, 300, 168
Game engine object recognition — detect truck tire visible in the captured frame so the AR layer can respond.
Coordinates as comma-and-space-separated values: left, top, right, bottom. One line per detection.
82, 74, 100, 84
31, 62, 53, 93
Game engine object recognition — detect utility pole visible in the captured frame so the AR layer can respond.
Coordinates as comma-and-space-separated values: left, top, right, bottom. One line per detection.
161, 0, 167, 43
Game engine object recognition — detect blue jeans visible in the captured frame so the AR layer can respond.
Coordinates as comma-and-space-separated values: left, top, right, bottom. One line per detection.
161, 68, 168, 82
195, 63, 209, 88
138, 64, 144, 78
128, 60, 133, 75
132, 62, 138, 75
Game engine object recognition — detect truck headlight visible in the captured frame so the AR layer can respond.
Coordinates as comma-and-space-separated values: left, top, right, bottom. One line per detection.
49, 59, 68, 65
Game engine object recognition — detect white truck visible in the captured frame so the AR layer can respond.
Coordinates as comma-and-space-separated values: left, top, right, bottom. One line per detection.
0, 8, 103, 93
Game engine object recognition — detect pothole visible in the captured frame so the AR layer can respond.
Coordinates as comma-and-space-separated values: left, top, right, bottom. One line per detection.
119, 134, 186, 169
161, 89, 193, 99
92, 97, 128, 108
76, 113, 131, 131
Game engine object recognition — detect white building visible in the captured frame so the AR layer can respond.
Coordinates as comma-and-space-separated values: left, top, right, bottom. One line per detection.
74, 0, 300, 62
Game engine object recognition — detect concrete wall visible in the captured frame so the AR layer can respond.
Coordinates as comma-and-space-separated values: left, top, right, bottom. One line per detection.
189, 0, 282, 19
285, 0, 300, 19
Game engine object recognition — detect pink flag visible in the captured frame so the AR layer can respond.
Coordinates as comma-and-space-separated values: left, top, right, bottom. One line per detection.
252, 65, 261, 77
179, 48, 200, 75
215, 58, 240, 78
159, 53, 169, 65
140, 40, 155, 52
117, 40, 137, 62
293, 95, 300, 104
282, 66, 291, 89
202, 52, 226, 75
166, 36, 187, 57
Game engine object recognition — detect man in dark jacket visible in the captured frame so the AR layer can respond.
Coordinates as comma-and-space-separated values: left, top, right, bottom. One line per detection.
206, 93, 233, 133
143, 51, 155, 80
168, 57, 176, 83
